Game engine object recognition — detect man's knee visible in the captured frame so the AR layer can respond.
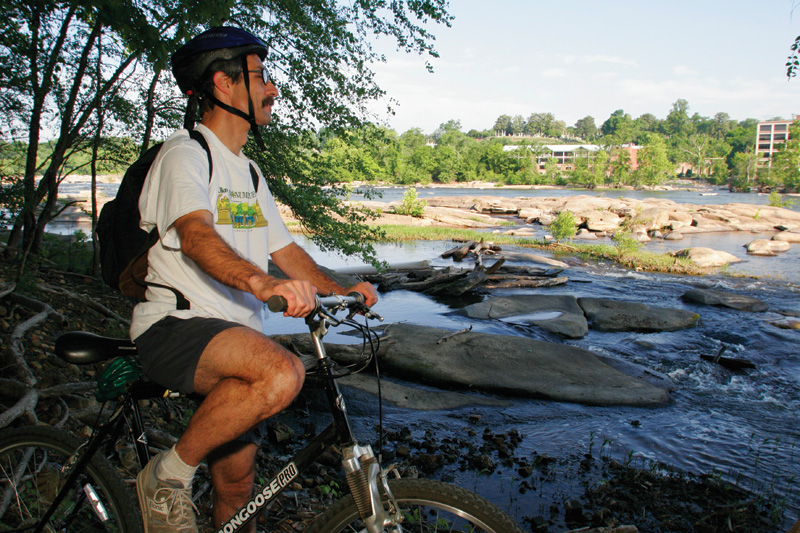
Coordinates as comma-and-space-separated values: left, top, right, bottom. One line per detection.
252, 345, 305, 413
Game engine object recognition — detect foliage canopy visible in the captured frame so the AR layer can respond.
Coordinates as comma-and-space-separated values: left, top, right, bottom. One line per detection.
1, 0, 453, 269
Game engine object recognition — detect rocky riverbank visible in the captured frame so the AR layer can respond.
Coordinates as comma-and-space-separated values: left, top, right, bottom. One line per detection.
348, 194, 800, 268
2, 251, 796, 531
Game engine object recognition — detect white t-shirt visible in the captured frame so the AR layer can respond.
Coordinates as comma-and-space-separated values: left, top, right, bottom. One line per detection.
130, 124, 294, 340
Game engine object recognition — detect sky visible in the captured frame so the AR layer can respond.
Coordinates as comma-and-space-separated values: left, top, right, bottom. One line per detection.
365, 0, 800, 135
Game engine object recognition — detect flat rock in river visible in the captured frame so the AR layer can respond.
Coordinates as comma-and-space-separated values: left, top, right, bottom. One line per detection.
671, 247, 743, 268
379, 323, 670, 406
457, 294, 588, 338
681, 288, 768, 312
339, 374, 511, 410
577, 297, 700, 332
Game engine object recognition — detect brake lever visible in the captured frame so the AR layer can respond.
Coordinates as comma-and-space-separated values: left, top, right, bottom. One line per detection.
318, 306, 342, 327
354, 303, 383, 322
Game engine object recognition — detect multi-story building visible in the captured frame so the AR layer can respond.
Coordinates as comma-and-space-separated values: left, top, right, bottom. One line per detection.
755, 118, 795, 171
503, 144, 641, 173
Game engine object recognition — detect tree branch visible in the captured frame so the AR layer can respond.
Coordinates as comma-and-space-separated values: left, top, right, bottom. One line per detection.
39, 283, 131, 326
0, 389, 39, 428
3, 293, 63, 386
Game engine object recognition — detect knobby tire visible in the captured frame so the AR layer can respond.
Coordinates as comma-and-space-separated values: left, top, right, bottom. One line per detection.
0, 425, 142, 532
305, 478, 524, 533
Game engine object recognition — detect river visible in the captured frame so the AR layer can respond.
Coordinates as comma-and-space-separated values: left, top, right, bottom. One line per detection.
265, 230, 800, 530
49, 183, 800, 529
349, 183, 800, 211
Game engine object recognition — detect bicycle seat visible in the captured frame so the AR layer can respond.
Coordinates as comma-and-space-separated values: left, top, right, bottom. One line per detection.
55, 332, 137, 365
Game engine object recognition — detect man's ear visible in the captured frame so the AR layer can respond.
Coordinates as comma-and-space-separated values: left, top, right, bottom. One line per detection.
212, 71, 233, 98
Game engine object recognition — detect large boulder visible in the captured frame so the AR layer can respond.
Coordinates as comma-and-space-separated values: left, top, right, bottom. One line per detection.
745, 239, 791, 256
577, 298, 700, 332
681, 288, 768, 312
575, 228, 599, 240
379, 323, 670, 406
773, 230, 800, 243
729, 219, 776, 232
424, 206, 501, 228
578, 210, 622, 232
473, 198, 518, 214
457, 294, 589, 339
768, 318, 800, 330
672, 247, 743, 268
498, 252, 570, 268
688, 216, 732, 232
519, 207, 544, 222
632, 207, 671, 230
339, 374, 511, 410
562, 196, 614, 213
667, 211, 694, 229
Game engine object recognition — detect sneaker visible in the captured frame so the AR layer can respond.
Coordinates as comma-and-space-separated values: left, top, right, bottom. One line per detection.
136, 451, 198, 532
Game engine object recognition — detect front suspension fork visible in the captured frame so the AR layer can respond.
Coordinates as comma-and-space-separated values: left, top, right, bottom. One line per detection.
342, 444, 402, 532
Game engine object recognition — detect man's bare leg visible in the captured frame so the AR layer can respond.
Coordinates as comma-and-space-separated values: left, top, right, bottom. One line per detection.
176, 326, 304, 467
209, 441, 258, 532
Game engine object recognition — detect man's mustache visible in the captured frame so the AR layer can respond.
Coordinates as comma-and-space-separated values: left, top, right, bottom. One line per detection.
262, 96, 275, 107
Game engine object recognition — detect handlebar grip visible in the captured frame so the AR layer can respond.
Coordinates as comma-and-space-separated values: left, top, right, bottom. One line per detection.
346, 291, 365, 304
267, 295, 288, 313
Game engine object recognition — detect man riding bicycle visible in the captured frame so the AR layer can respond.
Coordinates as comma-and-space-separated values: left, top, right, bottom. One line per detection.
131, 26, 378, 532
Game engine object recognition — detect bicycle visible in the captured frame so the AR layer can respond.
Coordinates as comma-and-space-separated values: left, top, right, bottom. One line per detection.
0, 293, 524, 532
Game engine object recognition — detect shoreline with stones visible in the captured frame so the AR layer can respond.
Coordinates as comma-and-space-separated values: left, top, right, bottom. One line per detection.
340, 194, 800, 269
56, 179, 800, 270
11, 186, 800, 531
2, 258, 795, 532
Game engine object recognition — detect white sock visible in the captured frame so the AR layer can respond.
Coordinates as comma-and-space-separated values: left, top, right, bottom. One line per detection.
156, 445, 197, 488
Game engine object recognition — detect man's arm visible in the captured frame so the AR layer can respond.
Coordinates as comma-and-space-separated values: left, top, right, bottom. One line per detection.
270, 242, 379, 308
172, 210, 317, 317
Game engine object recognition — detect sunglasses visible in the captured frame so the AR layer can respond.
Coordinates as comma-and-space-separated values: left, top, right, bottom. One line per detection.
247, 67, 270, 85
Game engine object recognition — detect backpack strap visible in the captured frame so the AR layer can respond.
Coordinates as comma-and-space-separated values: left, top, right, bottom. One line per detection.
189, 129, 213, 177
133, 130, 213, 311
249, 164, 260, 192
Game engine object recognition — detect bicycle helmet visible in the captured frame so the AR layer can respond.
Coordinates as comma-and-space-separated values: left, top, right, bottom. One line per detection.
171, 26, 268, 94
171, 26, 270, 147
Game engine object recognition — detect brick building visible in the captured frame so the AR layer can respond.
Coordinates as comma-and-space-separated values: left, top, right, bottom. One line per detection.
755, 118, 796, 171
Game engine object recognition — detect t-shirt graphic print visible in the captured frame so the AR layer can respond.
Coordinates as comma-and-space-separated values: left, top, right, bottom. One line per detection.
216, 190, 268, 229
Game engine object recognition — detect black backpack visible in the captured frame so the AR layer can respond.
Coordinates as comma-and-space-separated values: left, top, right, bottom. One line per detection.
97, 130, 211, 310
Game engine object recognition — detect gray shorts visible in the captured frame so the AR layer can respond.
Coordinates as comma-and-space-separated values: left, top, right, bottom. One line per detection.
134, 316, 267, 445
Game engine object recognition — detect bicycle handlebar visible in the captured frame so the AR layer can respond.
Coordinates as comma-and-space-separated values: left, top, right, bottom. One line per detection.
267, 292, 383, 321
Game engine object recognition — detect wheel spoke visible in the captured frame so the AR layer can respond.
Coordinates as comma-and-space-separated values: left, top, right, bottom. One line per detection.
305, 478, 522, 533
0, 426, 141, 532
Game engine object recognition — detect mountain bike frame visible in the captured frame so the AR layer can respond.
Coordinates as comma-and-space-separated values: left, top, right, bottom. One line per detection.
53, 294, 399, 533
214, 295, 397, 533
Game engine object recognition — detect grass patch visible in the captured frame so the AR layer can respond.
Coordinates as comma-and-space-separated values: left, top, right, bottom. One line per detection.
376, 225, 705, 275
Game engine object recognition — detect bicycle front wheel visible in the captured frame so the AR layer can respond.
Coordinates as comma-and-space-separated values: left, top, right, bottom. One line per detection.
0, 425, 142, 532
305, 478, 524, 533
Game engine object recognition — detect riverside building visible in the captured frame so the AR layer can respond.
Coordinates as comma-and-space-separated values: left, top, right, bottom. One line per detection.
755, 117, 796, 172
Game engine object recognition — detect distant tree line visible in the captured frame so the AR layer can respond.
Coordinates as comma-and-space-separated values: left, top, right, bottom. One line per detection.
4, 98, 797, 201
308, 99, 798, 193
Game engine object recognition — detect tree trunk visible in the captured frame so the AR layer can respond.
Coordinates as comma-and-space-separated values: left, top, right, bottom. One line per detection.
141, 68, 162, 155
8, 4, 76, 261
90, 33, 105, 277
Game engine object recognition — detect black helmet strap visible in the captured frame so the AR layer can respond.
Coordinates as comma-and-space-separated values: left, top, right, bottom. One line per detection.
189, 54, 266, 150
239, 54, 267, 151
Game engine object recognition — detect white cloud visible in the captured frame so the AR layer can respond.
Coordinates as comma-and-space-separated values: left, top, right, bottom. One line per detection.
556, 54, 637, 67
673, 65, 697, 76
584, 54, 638, 67
542, 68, 567, 78
498, 65, 521, 75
